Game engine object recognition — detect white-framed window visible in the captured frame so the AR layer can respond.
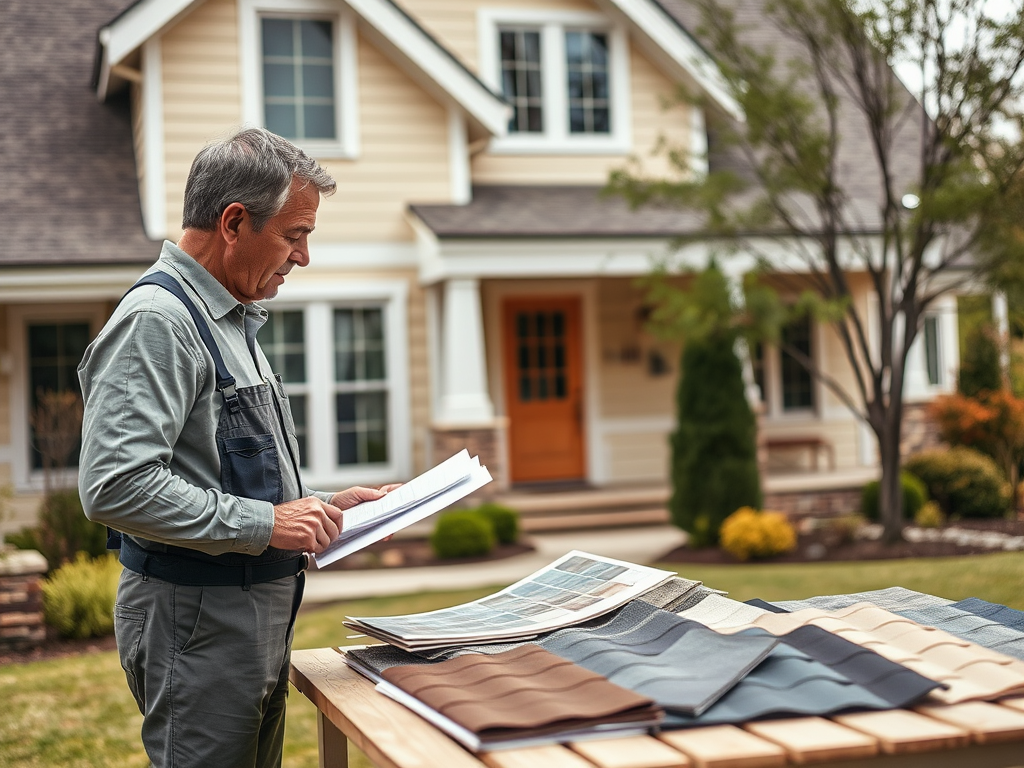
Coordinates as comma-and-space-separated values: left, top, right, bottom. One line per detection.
7, 303, 108, 492
239, 0, 359, 158
923, 314, 942, 387
753, 315, 819, 418
258, 280, 410, 488
479, 9, 631, 154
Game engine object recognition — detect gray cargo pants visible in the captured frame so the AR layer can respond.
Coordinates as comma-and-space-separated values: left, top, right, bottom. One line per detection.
114, 568, 305, 768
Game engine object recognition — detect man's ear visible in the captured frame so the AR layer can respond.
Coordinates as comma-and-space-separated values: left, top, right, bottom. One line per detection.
220, 203, 247, 245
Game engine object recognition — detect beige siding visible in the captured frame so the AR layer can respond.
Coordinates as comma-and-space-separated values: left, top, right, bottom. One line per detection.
160, 0, 242, 237
400, 0, 596, 71
314, 36, 451, 242
0, 306, 9, 447
604, 432, 670, 483
157, 0, 450, 242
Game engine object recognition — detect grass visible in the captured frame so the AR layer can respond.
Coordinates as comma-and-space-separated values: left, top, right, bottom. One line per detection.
1, 553, 1022, 767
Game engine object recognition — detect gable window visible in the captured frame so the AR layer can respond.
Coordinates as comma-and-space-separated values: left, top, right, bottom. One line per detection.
481, 10, 630, 153
256, 282, 409, 487
240, 0, 359, 157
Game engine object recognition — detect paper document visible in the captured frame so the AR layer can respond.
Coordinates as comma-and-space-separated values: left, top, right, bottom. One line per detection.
314, 449, 492, 568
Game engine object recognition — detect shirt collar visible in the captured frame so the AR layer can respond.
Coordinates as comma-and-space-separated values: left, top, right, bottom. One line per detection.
156, 240, 250, 321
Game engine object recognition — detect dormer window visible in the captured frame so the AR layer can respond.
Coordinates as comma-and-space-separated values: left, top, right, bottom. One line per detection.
481, 10, 631, 154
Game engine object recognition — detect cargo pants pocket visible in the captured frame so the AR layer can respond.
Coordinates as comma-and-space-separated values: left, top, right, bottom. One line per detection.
114, 603, 147, 712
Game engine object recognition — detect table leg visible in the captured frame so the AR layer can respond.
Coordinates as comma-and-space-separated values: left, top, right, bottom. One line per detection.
317, 709, 349, 768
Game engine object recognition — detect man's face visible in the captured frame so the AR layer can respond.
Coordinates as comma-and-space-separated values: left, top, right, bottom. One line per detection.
226, 178, 320, 302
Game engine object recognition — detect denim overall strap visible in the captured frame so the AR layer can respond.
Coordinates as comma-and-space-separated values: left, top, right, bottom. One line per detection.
128, 272, 240, 414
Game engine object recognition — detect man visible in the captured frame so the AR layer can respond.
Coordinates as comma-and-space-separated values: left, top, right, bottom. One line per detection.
79, 127, 389, 768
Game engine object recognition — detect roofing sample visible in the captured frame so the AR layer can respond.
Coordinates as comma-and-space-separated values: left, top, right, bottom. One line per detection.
379, 644, 660, 744
773, 587, 953, 613
538, 601, 778, 715
950, 598, 1024, 631
897, 605, 1024, 661
635, 576, 704, 611
676, 593, 772, 628
698, 603, 1024, 704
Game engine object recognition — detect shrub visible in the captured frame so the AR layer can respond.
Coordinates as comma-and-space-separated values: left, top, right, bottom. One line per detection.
430, 511, 495, 559
929, 390, 1024, 488
914, 501, 945, 529
904, 447, 1011, 519
860, 472, 927, 522
473, 503, 519, 545
42, 553, 121, 639
958, 324, 1002, 398
9, 489, 107, 571
719, 507, 797, 561
670, 319, 761, 547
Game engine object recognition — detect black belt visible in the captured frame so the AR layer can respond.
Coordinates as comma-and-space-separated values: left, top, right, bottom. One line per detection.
119, 535, 307, 589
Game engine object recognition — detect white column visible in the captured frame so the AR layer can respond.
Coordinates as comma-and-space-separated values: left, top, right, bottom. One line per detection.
437, 278, 495, 424
993, 291, 1010, 382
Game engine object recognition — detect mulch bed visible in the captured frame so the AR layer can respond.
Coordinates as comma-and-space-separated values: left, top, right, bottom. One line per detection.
657, 518, 1024, 565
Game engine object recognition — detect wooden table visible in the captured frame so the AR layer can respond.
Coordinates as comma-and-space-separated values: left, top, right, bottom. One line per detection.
290, 647, 1024, 768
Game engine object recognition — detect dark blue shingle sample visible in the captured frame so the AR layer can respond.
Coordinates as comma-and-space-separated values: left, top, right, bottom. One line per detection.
896, 605, 1024, 661
777, 625, 944, 705
662, 643, 895, 728
537, 601, 778, 716
745, 598, 789, 613
950, 598, 1024, 632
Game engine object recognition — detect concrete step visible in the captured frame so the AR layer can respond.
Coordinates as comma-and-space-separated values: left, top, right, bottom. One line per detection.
519, 506, 669, 532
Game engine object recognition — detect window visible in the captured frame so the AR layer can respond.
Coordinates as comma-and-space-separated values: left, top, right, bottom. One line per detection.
780, 316, 815, 411
923, 315, 941, 386
240, 0, 359, 157
481, 10, 630, 153
27, 322, 90, 471
256, 283, 409, 487
262, 18, 336, 140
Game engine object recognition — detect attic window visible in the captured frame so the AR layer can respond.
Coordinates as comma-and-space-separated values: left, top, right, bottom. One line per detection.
261, 18, 336, 140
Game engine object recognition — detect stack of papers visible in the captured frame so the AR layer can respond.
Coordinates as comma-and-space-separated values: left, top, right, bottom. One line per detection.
344, 551, 675, 650
314, 449, 491, 567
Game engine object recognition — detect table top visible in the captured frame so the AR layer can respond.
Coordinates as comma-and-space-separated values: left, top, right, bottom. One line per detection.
290, 647, 1024, 768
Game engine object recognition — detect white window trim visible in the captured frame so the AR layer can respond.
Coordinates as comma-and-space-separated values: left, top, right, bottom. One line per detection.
8, 304, 109, 493
239, 0, 360, 159
759, 316, 821, 421
905, 296, 958, 401
267, 279, 410, 488
478, 8, 632, 155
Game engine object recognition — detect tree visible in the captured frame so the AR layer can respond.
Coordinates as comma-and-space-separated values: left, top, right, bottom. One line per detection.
609, 0, 1024, 542
649, 264, 763, 546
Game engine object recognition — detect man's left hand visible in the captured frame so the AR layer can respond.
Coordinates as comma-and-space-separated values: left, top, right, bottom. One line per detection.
329, 483, 402, 510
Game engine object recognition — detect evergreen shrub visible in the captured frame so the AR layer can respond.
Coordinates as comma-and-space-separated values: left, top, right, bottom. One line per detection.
719, 507, 796, 561
670, 334, 761, 547
904, 447, 1010, 519
958, 324, 1002, 397
430, 511, 495, 559
860, 472, 927, 522
42, 553, 121, 639
473, 503, 519, 545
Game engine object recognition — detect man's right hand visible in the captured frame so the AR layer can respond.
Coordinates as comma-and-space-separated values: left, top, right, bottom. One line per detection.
270, 496, 343, 553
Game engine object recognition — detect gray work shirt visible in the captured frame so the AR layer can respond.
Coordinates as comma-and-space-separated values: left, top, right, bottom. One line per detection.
78, 241, 331, 556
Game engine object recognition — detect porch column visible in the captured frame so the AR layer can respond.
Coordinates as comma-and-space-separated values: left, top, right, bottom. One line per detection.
438, 278, 494, 424
431, 278, 506, 491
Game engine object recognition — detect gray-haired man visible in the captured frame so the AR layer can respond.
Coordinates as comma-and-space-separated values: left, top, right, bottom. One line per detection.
79, 128, 390, 767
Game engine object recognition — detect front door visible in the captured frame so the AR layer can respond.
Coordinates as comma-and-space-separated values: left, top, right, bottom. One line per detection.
503, 297, 585, 483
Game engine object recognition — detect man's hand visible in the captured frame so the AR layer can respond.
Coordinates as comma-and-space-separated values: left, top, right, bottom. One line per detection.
329, 484, 402, 510
270, 496, 344, 554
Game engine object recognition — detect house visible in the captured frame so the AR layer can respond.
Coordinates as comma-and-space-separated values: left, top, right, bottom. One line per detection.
0, 0, 961, 536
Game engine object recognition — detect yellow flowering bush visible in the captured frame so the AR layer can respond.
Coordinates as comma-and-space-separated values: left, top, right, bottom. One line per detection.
719, 507, 797, 561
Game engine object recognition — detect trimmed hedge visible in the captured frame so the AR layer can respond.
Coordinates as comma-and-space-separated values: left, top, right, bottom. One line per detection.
860, 472, 927, 522
430, 511, 495, 559
474, 503, 519, 545
904, 447, 1010, 519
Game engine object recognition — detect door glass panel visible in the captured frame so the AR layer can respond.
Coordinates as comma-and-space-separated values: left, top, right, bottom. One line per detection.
514, 310, 568, 402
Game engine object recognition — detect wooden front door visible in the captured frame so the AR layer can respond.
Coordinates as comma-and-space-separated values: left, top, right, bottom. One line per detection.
503, 297, 585, 483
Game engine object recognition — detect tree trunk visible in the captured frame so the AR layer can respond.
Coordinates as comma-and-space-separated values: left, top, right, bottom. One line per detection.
876, 400, 904, 544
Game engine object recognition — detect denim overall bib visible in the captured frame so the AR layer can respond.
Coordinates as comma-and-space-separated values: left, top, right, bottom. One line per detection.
113, 271, 308, 588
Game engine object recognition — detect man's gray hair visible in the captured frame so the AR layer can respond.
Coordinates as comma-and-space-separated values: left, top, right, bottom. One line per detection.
182, 127, 337, 232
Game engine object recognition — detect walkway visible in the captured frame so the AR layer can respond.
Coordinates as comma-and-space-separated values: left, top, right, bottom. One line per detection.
302, 524, 687, 604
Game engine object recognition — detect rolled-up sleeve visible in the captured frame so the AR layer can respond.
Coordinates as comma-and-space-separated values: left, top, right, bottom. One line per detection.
78, 305, 275, 556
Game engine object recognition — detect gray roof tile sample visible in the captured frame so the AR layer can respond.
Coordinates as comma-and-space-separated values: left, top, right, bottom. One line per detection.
538, 602, 778, 715
665, 585, 724, 613
637, 576, 704, 610
1, 0, 154, 266
661, 641, 895, 728
773, 587, 953, 613
896, 606, 1024, 661
950, 598, 1024, 631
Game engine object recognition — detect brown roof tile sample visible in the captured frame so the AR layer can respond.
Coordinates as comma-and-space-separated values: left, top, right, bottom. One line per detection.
381, 644, 660, 739
1, 0, 154, 267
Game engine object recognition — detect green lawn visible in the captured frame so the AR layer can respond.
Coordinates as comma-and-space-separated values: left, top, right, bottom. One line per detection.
0, 553, 1021, 768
